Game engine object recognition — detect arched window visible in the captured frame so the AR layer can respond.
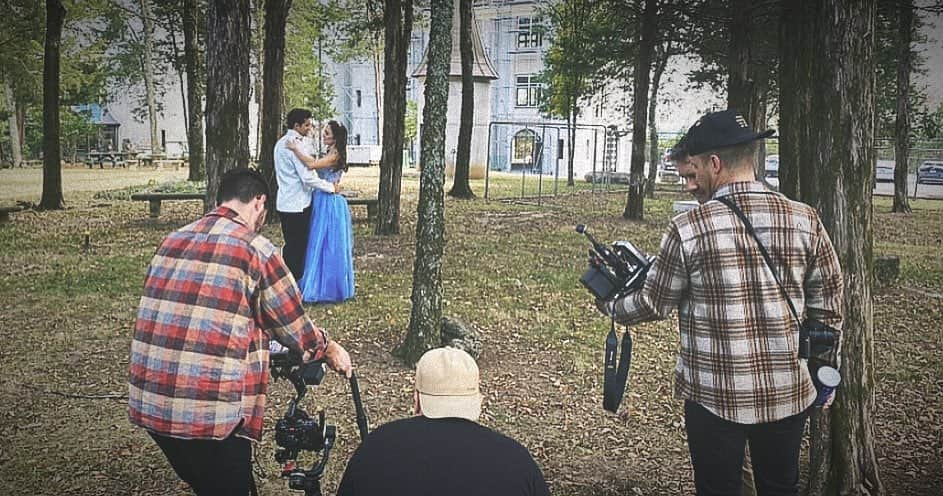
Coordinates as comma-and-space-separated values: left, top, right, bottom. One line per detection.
511, 129, 541, 167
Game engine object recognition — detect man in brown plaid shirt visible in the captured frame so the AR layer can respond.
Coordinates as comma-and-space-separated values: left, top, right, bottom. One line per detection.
599, 110, 843, 496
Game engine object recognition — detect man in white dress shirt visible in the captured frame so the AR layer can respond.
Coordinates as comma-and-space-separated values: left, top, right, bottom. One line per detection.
275, 108, 337, 281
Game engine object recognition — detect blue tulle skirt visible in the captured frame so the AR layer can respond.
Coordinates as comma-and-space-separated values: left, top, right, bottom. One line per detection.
298, 190, 355, 303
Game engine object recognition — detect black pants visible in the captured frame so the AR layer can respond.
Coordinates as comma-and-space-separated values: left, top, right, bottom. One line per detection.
684, 400, 809, 496
278, 206, 312, 281
149, 431, 255, 496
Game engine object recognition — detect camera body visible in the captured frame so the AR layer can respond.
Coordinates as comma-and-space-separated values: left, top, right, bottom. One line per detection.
275, 409, 326, 459
269, 349, 335, 496
799, 319, 838, 362
799, 319, 841, 406
576, 224, 651, 301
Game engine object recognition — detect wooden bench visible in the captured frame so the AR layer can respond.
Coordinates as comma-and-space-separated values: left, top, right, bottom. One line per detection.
346, 197, 378, 222
130, 192, 204, 218
0, 205, 24, 224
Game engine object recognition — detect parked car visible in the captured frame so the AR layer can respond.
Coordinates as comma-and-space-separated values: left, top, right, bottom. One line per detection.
875, 160, 895, 183
917, 160, 943, 185
765, 154, 779, 178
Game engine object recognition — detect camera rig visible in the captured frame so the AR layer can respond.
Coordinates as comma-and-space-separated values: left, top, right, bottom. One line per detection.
576, 224, 651, 301
575, 224, 652, 413
269, 348, 369, 496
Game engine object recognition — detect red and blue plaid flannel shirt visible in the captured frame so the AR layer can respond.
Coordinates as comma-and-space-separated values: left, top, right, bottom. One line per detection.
129, 207, 328, 441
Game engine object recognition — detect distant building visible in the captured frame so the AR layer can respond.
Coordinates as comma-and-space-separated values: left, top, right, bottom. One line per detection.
328, 0, 633, 177
70, 104, 120, 153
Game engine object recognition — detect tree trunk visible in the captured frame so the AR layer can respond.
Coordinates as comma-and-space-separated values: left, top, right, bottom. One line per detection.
567, 95, 576, 187
779, 0, 813, 201
4, 78, 22, 168
448, 0, 474, 199
139, 0, 161, 155
40, 0, 65, 210
254, 5, 264, 161
751, 71, 769, 181
183, 0, 205, 181
366, 0, 384, 142
259, 0, 292, 213
376, 0, 412, 235
646, 42, 670, 198
16, 102, 25, 165
892, 0, 913, 213
622, 0, 656, 220
205, 0, 251, 211
165, 8, 189, 134
804, 1, 883, 494
727, 0, 753, 116
398, 0, 451, 366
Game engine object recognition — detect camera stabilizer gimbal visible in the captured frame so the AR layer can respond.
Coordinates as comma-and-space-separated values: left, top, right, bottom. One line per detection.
269, 349, 369, 496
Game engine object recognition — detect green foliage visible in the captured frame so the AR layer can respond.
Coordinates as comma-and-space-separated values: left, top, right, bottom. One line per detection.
538, 0, 607, 120
874, 0, 931, 140
0, 0, 44, 105
331, 0, 384, 64
60, 107, 97, 160
91, 0, 170, 122
918, 103, 943, 140
404, 100, 418, 143
284, 0, 343, 117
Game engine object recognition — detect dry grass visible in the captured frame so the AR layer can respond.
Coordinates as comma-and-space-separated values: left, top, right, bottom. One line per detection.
0, 167, 939, 495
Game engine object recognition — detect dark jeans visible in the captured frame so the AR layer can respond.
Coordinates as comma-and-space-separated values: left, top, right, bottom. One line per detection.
278, 206, 312, 281
149, 431, 255, 496
684, 400, 809, 496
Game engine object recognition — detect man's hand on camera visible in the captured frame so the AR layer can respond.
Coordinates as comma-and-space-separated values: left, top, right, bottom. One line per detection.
821, 390, 836, 409
324, 340, 353, 378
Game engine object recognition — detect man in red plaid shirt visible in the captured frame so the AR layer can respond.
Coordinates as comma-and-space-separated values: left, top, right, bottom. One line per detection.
599, 110, 843, 496
128, 168, 352, 495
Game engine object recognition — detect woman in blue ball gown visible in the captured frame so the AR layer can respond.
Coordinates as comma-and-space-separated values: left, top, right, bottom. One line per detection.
285, 120, 354, 303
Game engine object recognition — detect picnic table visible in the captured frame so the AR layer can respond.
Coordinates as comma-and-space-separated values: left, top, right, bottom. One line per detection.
86, 151, 137, 168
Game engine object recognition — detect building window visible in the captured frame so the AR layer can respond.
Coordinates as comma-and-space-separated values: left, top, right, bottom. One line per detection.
356, 90, 362, 108
515, 76, 542, 107
517, 17, 542, 49
512, 129, 541, 167
354, 134, 361, 145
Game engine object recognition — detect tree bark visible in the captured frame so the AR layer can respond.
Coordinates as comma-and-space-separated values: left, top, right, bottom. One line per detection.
646, 42, 670, 198
892, 0, 913, 213
567, 94, 576, 187
205, 0, 251, 211
4, 78, 22, 168
804, 1, 884, 494
366, 0, 384, 142
399, 0, 452, 366
622, 0, 656, 220
139, 0, 161, 155
164, 8, 188, 134
182, 0, 204, 181
727, 0, 753, 118
40, 0, 65, 210
376, 0, 412, 235
778, 0, 813, 201
448, 0, 474, 199
259, 0, 292, 213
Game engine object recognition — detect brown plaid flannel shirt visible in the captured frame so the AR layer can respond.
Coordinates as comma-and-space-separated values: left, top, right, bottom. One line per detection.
611, 182, 843, 424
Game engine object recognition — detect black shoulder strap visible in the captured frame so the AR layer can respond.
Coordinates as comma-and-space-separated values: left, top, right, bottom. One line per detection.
715, 195, 803, 329
603, 316, 632, 413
